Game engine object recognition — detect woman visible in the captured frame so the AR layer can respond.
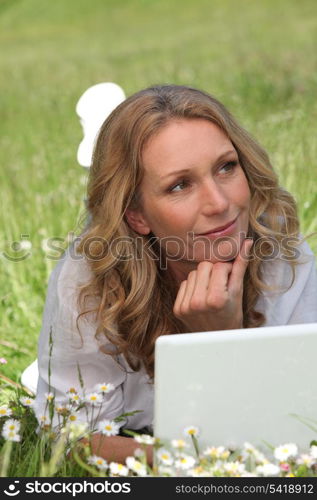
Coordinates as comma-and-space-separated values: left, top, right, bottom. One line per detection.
35, 84, 317, 464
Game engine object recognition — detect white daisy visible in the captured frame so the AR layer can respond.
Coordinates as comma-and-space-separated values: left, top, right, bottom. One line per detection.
109, 462, 129, 476
87, 455, 108, 470
134, 434, 156, 445
95, 382, 115, 394
171, 439, 189, 450
97, 419, 120, 436
175, 454, 196, 470
243, 442, 258, 454
20, 397, 35, 407
68, 412, 79, 423
126, 456, 147, 476
223, 461, 246, 476
67, 422, 88, 441
256, 463, 280, 476
188, 465, 214, 477
183, 425, 200, 438
66, 387, 78, 395
158, 464, 174, 476
69, 394, 81, 404
38, 415, 49, 426
3, 419, 21, 433
188, 465, 205, 477
0, 406, 12, 418
203, 446, 230, 460
241, 442, 266, 463
256, 454, 268, 465
1, 428, 20, 442
85, 392, 103, 405
296, 454, 314, 467
274, 443, 298, 462
55, 405, 69, 415
45, 392, 54, 402
156, 448, 173, 466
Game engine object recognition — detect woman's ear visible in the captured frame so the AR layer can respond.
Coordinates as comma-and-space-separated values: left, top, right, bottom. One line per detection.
125, 208, 151, 235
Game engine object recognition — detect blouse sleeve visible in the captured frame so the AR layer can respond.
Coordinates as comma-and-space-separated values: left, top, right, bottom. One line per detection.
34, 245, 127, 430
255, 239, 317, 326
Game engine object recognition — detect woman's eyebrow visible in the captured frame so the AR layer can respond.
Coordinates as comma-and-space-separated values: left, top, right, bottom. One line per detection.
161, 149, 237, 180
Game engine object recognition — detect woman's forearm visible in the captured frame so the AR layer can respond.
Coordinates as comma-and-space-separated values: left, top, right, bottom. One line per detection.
80, 434, 153, 466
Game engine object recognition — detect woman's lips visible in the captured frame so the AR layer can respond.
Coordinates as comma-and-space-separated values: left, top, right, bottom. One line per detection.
196, 217, 238, 238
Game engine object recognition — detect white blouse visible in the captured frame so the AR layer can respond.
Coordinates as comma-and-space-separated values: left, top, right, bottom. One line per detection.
35, 238, 317, 432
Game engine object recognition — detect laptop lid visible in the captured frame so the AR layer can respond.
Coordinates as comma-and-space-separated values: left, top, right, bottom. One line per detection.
154, 323, 317, 452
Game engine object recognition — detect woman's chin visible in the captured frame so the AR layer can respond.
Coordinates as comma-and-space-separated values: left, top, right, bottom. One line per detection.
192, 238, 242, 263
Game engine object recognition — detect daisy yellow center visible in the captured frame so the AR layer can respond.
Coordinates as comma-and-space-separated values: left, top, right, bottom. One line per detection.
90, 396, 97, 400
8, 425, 16, 430
101, 386, 107, 390
105, 425, 112, 430
162, 454, 169, 460
8, 431, 15, 437
188, 429, 195, 435
0, 410, 7, 415
69, 415, 77, 421
97, 459, 103, 465
181, 458, 187, 464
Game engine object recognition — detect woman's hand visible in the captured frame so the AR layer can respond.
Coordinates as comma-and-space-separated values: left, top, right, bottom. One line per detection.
173, 238, 253, 332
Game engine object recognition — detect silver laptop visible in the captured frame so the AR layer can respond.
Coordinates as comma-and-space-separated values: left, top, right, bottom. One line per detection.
154, 323, 317, 453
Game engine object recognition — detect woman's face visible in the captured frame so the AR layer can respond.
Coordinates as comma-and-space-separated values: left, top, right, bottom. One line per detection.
126, 118, 251, 279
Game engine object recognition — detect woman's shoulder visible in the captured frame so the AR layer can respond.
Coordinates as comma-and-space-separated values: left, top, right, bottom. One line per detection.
48, 238, 93, 296
257, 237, 317, 325
41, 238, 102, 345
260, 237, 315, 289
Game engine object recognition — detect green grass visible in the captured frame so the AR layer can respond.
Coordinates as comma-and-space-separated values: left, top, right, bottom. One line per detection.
0, 0, 316, 382
0, 387, 316, 477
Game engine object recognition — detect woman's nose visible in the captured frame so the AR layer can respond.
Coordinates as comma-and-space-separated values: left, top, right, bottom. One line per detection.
199, 179, 230, 215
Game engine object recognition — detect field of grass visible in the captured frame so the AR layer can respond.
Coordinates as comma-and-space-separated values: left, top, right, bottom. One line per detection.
0, 0, 316, 384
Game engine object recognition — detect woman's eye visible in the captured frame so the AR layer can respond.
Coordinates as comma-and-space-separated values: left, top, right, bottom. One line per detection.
219, 160, 238, 173
167, 162, 238, 193
169, 180, 190, 192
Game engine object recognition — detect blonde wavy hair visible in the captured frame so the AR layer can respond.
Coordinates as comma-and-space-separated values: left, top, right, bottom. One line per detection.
76, 84, 300, 379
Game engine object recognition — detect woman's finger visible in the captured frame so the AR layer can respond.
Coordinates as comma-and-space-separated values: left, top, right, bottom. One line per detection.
206, 262, 233, 307
180, 269, 198, 311
228, 238, 253, 293
188, 261, 213, 309
173, 279, 187, 315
